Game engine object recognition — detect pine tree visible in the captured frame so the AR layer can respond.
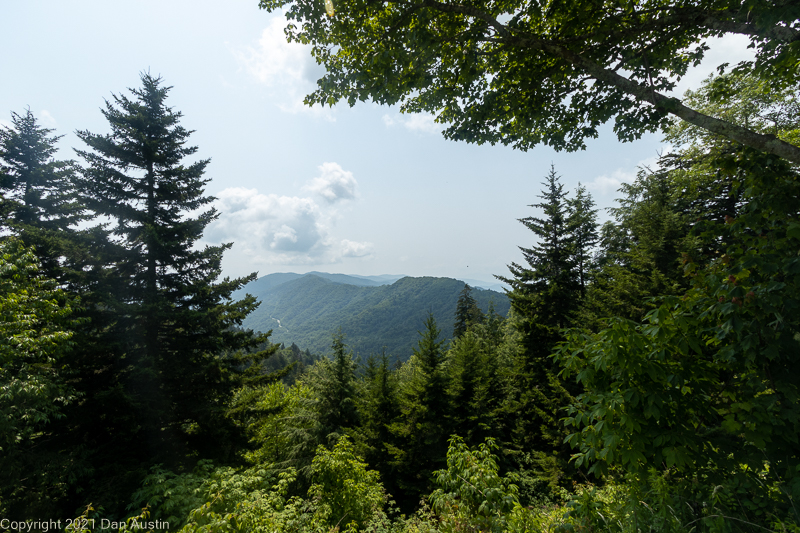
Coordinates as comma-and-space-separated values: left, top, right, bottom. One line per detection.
74, 73, 277, 462
453, 283, 484, 338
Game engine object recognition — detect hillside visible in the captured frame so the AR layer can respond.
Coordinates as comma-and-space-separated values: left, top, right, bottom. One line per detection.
238, 273, 510, 359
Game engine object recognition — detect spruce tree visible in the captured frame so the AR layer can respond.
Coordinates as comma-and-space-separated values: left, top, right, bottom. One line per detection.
74, 73, 276, 461
359, 350, 399, 493
497, 166, 585, 488
453, 283, 483, 338
567, 183, 599, 295
389, 313, 450, 508
0, 109, 85, 278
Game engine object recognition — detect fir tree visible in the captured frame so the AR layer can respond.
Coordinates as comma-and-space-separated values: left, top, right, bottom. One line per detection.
358, 350, 399, 495
453, 283, 483, 338
389, 313, 450, 508
500, 165, 580, 331
74, 73, 277, 462
496, 166, 585, 488
567, 183, 599, 295
0, 109, 85, 278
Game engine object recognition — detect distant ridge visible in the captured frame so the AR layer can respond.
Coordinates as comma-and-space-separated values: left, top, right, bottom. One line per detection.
236, 272, 510, 360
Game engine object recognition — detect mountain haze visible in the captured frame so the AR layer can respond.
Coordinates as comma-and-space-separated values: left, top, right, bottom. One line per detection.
237, 273, 510, 359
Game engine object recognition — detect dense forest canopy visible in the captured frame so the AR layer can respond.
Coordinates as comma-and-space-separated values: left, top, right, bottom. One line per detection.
1, 1, 799, 531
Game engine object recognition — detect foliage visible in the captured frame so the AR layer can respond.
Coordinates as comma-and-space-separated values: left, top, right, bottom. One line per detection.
281, 333, 359, 481
0, 239, 80, 515
557, 148, 800, 522
430, 437, 519, 533
583, 161, 695, 327
74, 72, 279, 464
567, 183, 599, 295
0, 108, 83, 237
388, 314, 451, 505
259, 0, 800, 162
501, 165, 581, 332
446, 330, 500, 447
230, 380, 311, 466
495, 167, 591, 490
358, 350, 401, 497
309, 437, 387, 530
127, 462, 214, 527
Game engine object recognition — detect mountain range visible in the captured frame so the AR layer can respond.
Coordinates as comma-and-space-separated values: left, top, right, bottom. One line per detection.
235, 272, 510, 360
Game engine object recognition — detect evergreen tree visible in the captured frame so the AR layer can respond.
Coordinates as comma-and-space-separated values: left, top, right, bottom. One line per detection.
0, 109, 85, 278
446, 330, 499, 448
358, 350, 400, 496
74, 73, 277, 463
567, 183, 599, 295
582, 161, 695, 328
282, 332, 358, 480
388, 313, 450, 509
453, 283, 484, 338
500, 165, 580, 331
317, 332, 359, 445
496, 166, 584, 489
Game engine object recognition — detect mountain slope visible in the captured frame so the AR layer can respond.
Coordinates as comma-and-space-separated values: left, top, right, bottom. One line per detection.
239, 274, 509, 359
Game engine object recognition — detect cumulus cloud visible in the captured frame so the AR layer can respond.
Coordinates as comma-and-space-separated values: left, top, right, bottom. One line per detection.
206, 188, 326, 259
382, 112, 442, 134
206, 163, 370, 265
341, 239, 374, 258
232, 14, 330, 117
303, 162, 358, 203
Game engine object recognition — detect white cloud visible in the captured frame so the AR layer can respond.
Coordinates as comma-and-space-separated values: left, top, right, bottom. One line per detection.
39, 110, 57, 128
207, 188, 327, 260
586, 169, 638, 195
382, 112, 442, 134
586, 152, 666, 195
341, 239, 374, 258
303, 162, 358, 203
232, 14, 331, 118
206, 163, 370, 265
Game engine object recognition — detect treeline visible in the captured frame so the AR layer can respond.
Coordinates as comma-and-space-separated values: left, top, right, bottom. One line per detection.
1, 69, 799, 533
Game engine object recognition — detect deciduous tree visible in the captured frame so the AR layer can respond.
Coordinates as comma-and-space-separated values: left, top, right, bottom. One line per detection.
259, 0, 800, 162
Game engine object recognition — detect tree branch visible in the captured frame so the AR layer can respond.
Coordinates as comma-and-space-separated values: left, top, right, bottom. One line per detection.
408, 0, 800, 164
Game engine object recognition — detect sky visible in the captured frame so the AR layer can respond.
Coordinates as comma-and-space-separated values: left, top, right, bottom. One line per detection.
0, 1, 755, 288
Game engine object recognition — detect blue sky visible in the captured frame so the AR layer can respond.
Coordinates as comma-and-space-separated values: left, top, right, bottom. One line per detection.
1, 1, 753, 287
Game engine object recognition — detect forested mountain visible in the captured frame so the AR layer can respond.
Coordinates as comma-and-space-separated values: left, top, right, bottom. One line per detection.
238, 272, 510, 358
